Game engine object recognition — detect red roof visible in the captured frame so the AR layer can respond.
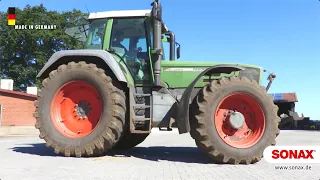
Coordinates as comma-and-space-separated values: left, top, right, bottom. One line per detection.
0, 88, 37, 98
271, 92, 298, 103
282, 93, 298, 102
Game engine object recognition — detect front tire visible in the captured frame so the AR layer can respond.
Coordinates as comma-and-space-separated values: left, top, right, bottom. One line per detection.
34, 61, 126, 157
190, 76, 280, 164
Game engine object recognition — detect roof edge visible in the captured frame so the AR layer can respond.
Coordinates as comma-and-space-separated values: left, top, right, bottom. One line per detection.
0, 89, 37, 99
88, 9, 151, 20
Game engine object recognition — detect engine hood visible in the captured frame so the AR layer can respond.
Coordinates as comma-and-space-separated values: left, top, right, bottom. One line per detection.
161, 60, 263, 70
160, 60, 264, 88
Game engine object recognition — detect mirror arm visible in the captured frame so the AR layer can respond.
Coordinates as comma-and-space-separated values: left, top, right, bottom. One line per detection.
176, 42, 180, 59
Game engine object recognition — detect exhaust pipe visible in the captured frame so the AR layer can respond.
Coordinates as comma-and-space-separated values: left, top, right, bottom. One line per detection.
166, 31, 175, 61
151, 0, 162, 86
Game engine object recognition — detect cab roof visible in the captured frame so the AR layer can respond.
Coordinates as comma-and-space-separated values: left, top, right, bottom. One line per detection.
88, 10, 151, 20
87, 9, 169, 32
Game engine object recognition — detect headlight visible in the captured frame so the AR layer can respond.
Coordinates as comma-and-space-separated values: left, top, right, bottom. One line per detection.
238, 67, 260, 83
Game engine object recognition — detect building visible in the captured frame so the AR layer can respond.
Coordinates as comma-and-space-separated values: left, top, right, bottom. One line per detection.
0, 79, 37, 126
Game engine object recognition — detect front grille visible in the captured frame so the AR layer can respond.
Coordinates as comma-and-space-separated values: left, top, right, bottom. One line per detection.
238, 67, 260, 83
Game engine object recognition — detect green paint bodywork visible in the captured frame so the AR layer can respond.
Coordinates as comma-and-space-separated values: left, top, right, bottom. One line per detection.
160, 61, 263, 88
102, 19, 113, 51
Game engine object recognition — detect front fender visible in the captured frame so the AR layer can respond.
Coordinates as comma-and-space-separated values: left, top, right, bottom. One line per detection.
37, 49, 127, 83
176, 64, 245, 134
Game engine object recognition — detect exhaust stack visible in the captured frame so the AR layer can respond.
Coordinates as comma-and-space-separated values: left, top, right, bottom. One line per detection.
151, 0, 162, 86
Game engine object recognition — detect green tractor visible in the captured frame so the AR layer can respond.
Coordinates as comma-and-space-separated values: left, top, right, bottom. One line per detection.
34, 0, 280, 164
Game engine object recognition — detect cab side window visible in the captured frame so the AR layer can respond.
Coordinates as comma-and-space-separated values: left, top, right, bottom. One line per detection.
86, 19, 107, 49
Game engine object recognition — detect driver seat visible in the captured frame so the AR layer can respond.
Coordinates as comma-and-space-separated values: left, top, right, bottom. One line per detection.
126, 51, 144, 80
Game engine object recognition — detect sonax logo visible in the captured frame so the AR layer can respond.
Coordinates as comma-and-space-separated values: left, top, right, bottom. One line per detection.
263, 146, 320, 163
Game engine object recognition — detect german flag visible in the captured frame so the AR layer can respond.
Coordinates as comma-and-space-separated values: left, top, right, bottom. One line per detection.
8, 7, 16, 26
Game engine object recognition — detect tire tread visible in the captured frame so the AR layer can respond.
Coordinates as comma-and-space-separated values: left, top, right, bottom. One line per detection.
189, 76, 280, 164
34, 61, 126, 157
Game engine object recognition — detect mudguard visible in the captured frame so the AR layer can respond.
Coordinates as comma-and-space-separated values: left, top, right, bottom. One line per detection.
175, 64, 245, 134
36, 49, 127, 83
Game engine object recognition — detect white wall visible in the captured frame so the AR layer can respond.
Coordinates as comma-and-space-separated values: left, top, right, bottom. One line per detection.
27, 87, 38, 95
0, 79, 13, 90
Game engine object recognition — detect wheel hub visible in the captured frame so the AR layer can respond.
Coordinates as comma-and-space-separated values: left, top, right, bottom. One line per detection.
75, 101, 91, 118
50, 80, 103, 138
228, 111, 245, 129
214, 93, 266, 148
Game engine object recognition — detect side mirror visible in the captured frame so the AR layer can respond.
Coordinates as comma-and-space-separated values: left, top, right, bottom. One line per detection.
177, 46, 180, 59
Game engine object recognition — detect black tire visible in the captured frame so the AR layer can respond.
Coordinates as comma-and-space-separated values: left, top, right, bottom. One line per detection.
189, 76, 280, 164
113, 132, 149, 149
34, 61, 126, 157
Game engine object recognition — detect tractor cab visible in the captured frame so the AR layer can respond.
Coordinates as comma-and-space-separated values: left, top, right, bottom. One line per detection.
65, 6, 180, 85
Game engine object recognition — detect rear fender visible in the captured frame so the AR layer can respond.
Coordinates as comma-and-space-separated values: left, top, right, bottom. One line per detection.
37, 49, 127, 83
176, 64, 245, 134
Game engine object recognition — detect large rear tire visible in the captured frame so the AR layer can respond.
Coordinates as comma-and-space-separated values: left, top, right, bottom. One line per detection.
189, 76, 280, 164
34, 61, 126, 157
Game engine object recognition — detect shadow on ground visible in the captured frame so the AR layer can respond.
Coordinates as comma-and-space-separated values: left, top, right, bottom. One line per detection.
11, 143, 57, 157
10, 143, 223, 164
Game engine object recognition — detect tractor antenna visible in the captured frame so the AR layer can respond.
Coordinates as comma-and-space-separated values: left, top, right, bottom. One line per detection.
85, 5, 90, 14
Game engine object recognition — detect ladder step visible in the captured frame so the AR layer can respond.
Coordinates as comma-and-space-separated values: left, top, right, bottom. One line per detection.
133, 117, 151, 121
131, 130, 150, 134
134, 93, 151, 97
133, 104, 151, 109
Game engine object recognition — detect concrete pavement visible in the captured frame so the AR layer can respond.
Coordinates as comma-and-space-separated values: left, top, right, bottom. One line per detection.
0, 129, 320, 180
0, 126, 39, 136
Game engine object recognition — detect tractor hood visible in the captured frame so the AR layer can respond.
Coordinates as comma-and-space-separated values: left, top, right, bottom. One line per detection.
161, 60, 263, 69
160, 60, 264, 88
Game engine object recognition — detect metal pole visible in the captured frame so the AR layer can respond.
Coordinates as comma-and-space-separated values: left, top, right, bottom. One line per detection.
152, 0, 162, 86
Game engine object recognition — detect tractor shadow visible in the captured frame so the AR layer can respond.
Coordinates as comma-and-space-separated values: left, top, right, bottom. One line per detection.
10, 143, 223, 164
107, 146, 218, 164
10, 143, 57, 157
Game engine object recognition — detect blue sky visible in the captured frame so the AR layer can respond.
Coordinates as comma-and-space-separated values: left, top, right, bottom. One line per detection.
1, 0, 319, 120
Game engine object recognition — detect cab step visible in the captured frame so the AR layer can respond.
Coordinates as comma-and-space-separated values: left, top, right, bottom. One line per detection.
133, 104, 151, 109
129, 89, 152, 133
134, 93, 151, 97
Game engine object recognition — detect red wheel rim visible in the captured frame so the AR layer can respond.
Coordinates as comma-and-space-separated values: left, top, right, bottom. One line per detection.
50, 80, 103, 138
214, 93, 266, 148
